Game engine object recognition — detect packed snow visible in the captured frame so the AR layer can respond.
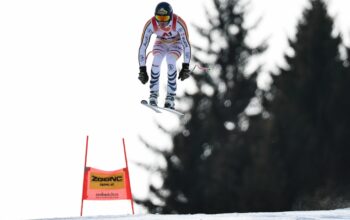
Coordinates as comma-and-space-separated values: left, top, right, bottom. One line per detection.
37, 208, 350, 220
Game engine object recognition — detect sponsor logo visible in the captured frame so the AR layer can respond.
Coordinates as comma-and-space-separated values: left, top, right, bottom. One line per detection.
157, 8, 168, 15
95, 192, 120, 198
162, 32, 172, 38
140, 55, 145, 62
143, 36, 150, 46
91, 175, 123, 182
90, 172, 125, 189
182, 37, 189, 47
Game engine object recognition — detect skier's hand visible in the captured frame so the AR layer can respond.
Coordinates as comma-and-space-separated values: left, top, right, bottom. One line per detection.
138, 66, 149, 84
178, 63, 191, 81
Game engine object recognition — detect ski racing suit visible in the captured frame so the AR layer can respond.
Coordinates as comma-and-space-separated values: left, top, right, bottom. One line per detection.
138, 14, 191, 102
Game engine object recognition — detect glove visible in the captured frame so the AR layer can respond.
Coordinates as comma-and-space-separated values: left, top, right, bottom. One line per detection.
138, 66, 149, 84
178, 63, 191, 81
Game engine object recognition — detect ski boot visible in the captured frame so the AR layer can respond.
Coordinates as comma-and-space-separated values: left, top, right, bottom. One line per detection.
164, 95, 175, 110
149, 92, 159, 106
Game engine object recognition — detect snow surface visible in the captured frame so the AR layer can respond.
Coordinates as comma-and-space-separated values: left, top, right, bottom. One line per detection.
37, 208, 350, 220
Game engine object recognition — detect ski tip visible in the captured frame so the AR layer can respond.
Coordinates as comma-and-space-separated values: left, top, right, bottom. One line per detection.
141, 100, 148, 104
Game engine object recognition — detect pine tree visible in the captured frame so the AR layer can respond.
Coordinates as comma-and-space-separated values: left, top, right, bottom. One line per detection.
263, 0, 350, 209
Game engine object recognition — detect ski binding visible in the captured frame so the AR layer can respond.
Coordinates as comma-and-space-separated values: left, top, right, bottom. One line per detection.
141, 100, 184, 116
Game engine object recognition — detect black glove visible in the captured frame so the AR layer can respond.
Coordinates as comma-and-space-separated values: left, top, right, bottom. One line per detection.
138, 66, 149, 84
178, 63, 191, 81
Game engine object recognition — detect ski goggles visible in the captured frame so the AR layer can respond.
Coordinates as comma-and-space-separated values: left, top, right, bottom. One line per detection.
155, 15, 171, 22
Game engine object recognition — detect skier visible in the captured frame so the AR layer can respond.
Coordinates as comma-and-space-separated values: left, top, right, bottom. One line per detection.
138, 2, 191, 110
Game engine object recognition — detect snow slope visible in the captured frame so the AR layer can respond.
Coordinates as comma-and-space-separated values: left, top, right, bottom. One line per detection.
37, 208, 350, 220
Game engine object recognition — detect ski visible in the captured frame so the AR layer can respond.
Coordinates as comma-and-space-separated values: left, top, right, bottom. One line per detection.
140, 100, 184, 116
141, 100, 162, 113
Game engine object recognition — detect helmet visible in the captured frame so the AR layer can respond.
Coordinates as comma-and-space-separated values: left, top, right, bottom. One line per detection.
154, 2, 173, 23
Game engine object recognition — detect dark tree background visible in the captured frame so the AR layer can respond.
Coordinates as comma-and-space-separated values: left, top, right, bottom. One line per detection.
137, 0, 350, 213
262, 0, 350, 209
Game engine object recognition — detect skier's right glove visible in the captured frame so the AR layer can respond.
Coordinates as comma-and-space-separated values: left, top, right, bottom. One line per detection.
138, 66, 149, 84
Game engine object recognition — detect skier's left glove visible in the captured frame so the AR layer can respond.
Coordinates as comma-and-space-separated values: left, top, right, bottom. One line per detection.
138, 66, 149, 84
178, 63, 191, 81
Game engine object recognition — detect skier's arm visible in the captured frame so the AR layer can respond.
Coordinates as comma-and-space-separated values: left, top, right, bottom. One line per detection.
176, 17, 191, 64
138, 19, 154, 67
176, 17, 191, 81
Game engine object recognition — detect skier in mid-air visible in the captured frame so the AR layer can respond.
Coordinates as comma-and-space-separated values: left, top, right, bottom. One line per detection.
138, 2, 191, 110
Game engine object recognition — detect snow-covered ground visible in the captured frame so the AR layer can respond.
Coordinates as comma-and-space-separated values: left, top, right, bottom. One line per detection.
37, 208, 350, 220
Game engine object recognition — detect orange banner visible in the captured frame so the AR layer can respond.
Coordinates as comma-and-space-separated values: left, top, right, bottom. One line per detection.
82, 167, 132, 200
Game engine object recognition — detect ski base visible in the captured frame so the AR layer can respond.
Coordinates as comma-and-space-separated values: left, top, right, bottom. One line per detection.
141, 100, 184, 116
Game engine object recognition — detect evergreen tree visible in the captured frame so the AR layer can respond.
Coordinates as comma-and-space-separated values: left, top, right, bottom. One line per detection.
263, 0, 350, 209
137, 0, 268, 213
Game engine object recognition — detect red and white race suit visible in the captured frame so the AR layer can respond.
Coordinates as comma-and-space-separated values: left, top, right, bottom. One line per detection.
138, 14, 191, 99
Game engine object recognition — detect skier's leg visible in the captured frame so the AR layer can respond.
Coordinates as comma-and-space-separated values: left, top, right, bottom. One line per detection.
149, 44, 166, 106
164, 52, 180, 109
164, 42, 183, 109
